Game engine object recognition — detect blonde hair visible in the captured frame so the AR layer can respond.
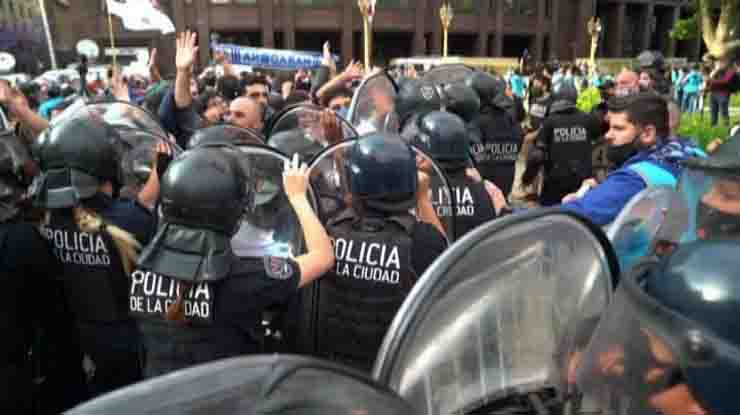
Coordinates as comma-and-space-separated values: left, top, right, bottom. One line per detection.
72, 207, 142, 275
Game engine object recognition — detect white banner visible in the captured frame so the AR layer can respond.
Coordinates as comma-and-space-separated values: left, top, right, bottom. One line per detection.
106, 0, 175, 34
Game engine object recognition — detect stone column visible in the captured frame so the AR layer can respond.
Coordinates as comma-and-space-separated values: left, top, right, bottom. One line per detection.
533, 0, 546, 61
430, 0, 442, 55
413, 0, 427, 55
342, 0, 354, 66
494, 0, 503, 56
641, 3, 654, 51
610, 2, 626, 58
195, 0, 211, 69
259, 0, 275, 48
667, 6, 680, 57
477, 0, 491, 56
549, 0, 560, 59
284, 0, 296, 50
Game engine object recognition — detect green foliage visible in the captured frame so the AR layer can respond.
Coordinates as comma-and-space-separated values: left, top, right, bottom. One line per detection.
732, 93, 740, 107
670, 16, 699, 40
678, 112, 740, 149
577, 87, 602, 113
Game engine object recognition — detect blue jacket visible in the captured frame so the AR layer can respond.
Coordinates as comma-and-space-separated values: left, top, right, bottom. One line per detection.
562, 139, 705, 226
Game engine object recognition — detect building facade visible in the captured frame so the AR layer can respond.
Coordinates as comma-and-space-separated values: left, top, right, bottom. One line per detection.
0, 0, 49, 72
41, 0, 689, 71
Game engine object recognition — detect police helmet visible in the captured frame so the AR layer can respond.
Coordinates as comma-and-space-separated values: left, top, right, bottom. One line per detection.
395, 78, 442, 125
0, 132, 34, 221
637, 50, 665, 71
410, 111, 469, 169
464, 71, 504, 108
31, 115, 122, 209
346, 133, 417, 206
139, 147, 253, 282
187, 124, 265, 149
441, 83, 481, 123
548, 85, 579, 114
578, 240, 740, 415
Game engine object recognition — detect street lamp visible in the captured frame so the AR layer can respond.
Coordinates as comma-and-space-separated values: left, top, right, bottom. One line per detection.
587, 16, 602, 76
440, 1, 454, 58
358, 0, 376, 70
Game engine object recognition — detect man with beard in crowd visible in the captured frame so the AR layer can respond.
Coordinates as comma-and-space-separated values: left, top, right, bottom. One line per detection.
559, 92, 703, 226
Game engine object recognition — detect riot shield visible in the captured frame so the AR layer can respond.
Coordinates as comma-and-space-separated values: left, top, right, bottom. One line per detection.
373, 210, 618, 415
67, 355, 414, 414
606, 186, 686, 271
421, 64, 474, 87
187, 124, 264, 149
71, 100, 169, 140
307, 139, 456, 242
229, 144, 318, 259
117, 129, 183, 200
267, 104, 358, 160
347, 71, 400, 135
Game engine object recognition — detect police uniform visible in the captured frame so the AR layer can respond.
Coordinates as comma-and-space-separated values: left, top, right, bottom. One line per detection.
312, 133, 447, 371
466, 72, 524, 197
317, 211, 446, 371
131, 145, 307, 378
430, 171, 496, 240
537, 91, 601, 206
31, 116, 155, 397
131, 256, 302, 378
406, 111, 498, 241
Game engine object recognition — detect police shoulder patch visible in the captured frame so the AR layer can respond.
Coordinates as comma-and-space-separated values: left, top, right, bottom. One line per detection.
264, 256, 295, 280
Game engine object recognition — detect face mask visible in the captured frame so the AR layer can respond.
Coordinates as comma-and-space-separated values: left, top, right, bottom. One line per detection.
607, 141, 638, 166
336, 106, 350, 119
696, 202, 740, 240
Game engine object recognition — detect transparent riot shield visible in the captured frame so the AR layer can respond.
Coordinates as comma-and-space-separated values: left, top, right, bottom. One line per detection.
71, 100, 169, 140
267, 104, 358, 160
187, 124, 265, 149
307, 138, 456, 242
421, 64, 474, 86
373, 210, 618, 415
67, 355, 414, 414
347, 71, 400, 135
606, 186, 686, 271
229, 144, 318, 259
117, 129, 183, 200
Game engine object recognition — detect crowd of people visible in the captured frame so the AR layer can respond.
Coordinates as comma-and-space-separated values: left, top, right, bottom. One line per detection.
1, 29, 740, 414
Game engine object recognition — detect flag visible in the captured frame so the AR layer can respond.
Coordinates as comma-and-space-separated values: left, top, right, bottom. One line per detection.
106, 0, 175, 35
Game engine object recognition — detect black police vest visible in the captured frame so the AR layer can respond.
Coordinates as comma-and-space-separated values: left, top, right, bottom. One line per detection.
130, 259, 262, 378
470, 110, 522, 196
431, 170, 497, 241
544, 112, 594, 181
317, 213, 416, 371
41, 210, 130, 323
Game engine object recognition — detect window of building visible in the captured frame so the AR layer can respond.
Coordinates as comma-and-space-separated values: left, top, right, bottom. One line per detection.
503, 0, 536, 16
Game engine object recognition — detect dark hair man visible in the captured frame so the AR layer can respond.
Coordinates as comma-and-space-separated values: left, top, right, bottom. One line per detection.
560, 93, 704, 226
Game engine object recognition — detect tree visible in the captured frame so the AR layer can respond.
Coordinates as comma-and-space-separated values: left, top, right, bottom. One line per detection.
671, 0, 740, 60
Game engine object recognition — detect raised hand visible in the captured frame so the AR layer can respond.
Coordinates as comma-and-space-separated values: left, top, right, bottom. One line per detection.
175, 31, 199, 73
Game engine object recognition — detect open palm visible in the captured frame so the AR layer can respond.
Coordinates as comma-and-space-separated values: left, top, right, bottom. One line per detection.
176, 31, 199, 72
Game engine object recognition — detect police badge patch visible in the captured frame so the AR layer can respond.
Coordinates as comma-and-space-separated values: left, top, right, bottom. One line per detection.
420, 85, 435, 101
264, 256, 294, 280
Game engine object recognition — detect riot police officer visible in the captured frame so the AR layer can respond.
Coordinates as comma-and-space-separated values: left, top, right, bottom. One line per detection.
533, 86, 601, 206
0, 131, 86, 414
314, 133, 448, 371
466, 71, 524, 197
577, 240, 740, 415
404, 111, 502, 240
677, 131, 740, 242
130, 147, 334, 378
31, 115, 158, 397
